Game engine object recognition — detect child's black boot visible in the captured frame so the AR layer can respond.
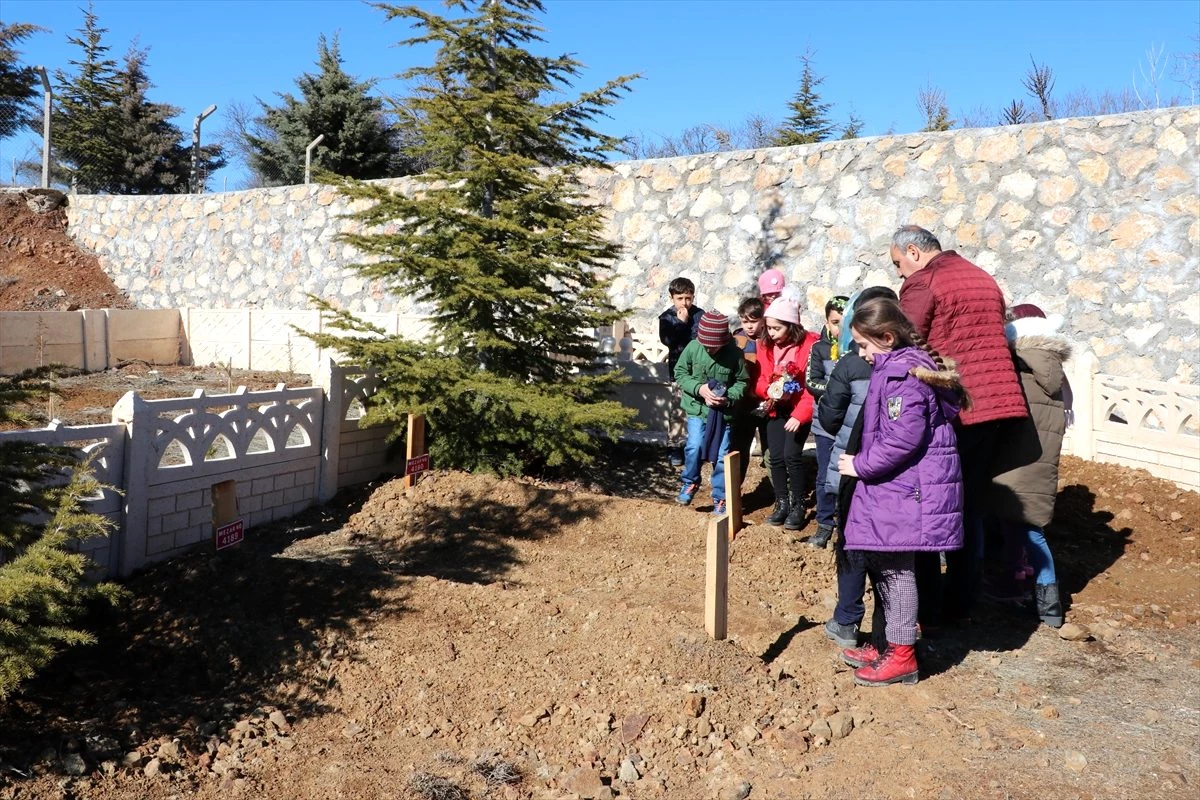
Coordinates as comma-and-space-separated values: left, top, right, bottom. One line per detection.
784, 494, 805, 530
765, 499, 790, 526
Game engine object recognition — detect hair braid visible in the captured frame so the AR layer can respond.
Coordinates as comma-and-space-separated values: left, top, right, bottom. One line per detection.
906, 327, 946, 370
908, 327, 971, 409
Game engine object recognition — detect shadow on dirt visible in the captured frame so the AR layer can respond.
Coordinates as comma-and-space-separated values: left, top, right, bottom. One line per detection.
760, 617, 819, 664
1046, 483, 1133, 598
918, 482, 1134, 677
0, 480, 405, 776
376, 480, 606, 585
541, 440, 682, 502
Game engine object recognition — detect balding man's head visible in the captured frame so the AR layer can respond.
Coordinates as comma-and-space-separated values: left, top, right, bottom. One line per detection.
890, 225, 943, 279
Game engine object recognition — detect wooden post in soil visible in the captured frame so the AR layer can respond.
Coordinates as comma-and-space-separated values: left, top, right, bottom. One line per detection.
723, 449, 741, 540
705, 514, 730, 640
404, 413, 426, 489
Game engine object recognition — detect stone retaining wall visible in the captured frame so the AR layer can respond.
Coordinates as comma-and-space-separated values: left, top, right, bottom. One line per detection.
66, 107, 1199, 384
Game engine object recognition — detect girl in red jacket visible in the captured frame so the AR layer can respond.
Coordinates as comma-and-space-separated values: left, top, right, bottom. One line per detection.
756, 286, 819, 530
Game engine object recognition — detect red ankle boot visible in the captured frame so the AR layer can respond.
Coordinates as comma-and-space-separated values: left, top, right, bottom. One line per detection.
841, 643, 882, 669
853, 643, 918, 686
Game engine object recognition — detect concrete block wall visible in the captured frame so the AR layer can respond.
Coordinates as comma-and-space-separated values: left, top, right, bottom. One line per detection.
318, 362, 403, 501
181, 307, 433, 374
0, 309, 181, 375
336, 425, 400, 489
143, 459, 319, 562
113, 383, 326, 574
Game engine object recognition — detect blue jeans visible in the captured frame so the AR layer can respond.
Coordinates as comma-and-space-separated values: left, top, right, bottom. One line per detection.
813, 433, 836, 527
1023, 525, 1057, 585
682, 415, 731, 502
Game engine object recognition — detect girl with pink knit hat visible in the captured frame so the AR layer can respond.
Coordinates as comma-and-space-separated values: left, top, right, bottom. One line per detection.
755, 285, 819, 530
758, 268, 787, 306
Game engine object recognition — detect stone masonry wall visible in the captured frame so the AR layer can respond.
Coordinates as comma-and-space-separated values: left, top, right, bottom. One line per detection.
67, 107, 1199, 383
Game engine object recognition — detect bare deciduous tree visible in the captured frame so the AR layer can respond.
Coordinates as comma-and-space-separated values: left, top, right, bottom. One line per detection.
917, 83, 953, 131
1133, 42, 1171, 109
1171, 35, 1200, 104
957, 104, 997, 129
622, 114, 782, 159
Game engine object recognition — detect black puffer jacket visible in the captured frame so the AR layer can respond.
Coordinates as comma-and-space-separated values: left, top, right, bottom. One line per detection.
817, 346, 872, 494
806, 325, 838, 437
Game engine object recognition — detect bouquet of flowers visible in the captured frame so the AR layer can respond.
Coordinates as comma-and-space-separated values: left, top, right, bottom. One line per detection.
757, 365, 802, 417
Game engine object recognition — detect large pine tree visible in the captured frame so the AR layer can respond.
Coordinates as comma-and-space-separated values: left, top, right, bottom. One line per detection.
52, 3, 123, 192
245, 34, 400, 186
773, 53, 835, 146
0, 370, 120, 700
111, 47, 224, 194
308, 0, 638, 476
0, 21, 44, 139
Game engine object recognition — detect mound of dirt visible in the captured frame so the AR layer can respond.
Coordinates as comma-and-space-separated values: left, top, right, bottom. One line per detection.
0, 451, 1196, 800
0, 191, 134, 311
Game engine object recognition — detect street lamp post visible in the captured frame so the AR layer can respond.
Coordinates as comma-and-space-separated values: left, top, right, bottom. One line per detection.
190, 104, 217, 193
36, 66, 51, 189
304, 134, 325, 185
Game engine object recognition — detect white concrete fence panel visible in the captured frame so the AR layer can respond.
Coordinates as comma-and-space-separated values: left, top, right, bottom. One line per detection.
0, 361, 401, 579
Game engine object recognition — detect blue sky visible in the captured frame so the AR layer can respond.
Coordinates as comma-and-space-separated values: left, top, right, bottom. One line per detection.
3, 0, 1197, 190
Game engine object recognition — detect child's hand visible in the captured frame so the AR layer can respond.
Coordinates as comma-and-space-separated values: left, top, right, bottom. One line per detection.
838, 453, 858, 477
783, 417, 802, 433
676, 306, 689, 322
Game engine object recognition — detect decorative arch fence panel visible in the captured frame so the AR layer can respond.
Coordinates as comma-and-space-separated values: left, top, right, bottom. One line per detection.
0, 362, 401, 579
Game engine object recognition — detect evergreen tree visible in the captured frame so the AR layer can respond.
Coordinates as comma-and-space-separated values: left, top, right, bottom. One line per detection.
0, 369, 120, 700
110, 46, 224, 194
307, 0, 639, 477
773, 52, 835, 146
52, 3, 123, 192
840, 111, 864, 140
0, 21, 44, 139
1001, 99, 1030, 125
245, 34, 400, 186
918, 84, 954, 132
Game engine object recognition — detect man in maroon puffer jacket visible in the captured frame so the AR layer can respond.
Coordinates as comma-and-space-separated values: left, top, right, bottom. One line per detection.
893, 225, 1028, 626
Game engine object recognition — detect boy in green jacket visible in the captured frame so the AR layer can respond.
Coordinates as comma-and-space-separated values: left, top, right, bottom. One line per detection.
673, 310, 749, 516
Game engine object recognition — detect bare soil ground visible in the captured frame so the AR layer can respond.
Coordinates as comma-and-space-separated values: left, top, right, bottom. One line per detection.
0, 193, 133, 312
0, 445, 1196, 800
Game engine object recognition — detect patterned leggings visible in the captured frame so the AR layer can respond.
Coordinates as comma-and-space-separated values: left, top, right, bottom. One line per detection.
862, 551, 918, 646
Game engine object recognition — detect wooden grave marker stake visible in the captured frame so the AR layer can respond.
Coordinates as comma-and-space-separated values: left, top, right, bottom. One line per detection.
723, 449, 741, 539
404, 413, 426, 488
705, 514, 730, 640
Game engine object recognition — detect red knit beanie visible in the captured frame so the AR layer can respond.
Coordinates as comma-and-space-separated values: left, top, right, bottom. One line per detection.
696, 311, 731, 348
1011, 303, 1046, 320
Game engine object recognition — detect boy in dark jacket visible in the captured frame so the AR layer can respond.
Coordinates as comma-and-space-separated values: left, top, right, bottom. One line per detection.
659, 277, 705, 466
729, 295, 767, 490
804, 294, 848, 548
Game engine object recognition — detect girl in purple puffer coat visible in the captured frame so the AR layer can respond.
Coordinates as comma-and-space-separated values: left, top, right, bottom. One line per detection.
837, 298, 966, 687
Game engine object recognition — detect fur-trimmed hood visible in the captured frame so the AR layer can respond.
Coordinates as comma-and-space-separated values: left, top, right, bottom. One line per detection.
1006, 314, 1071, 397
912, 360, 970, 416
1006, 314, 1072, 359
911, 360, 962, 390
874, 347, 966, 421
